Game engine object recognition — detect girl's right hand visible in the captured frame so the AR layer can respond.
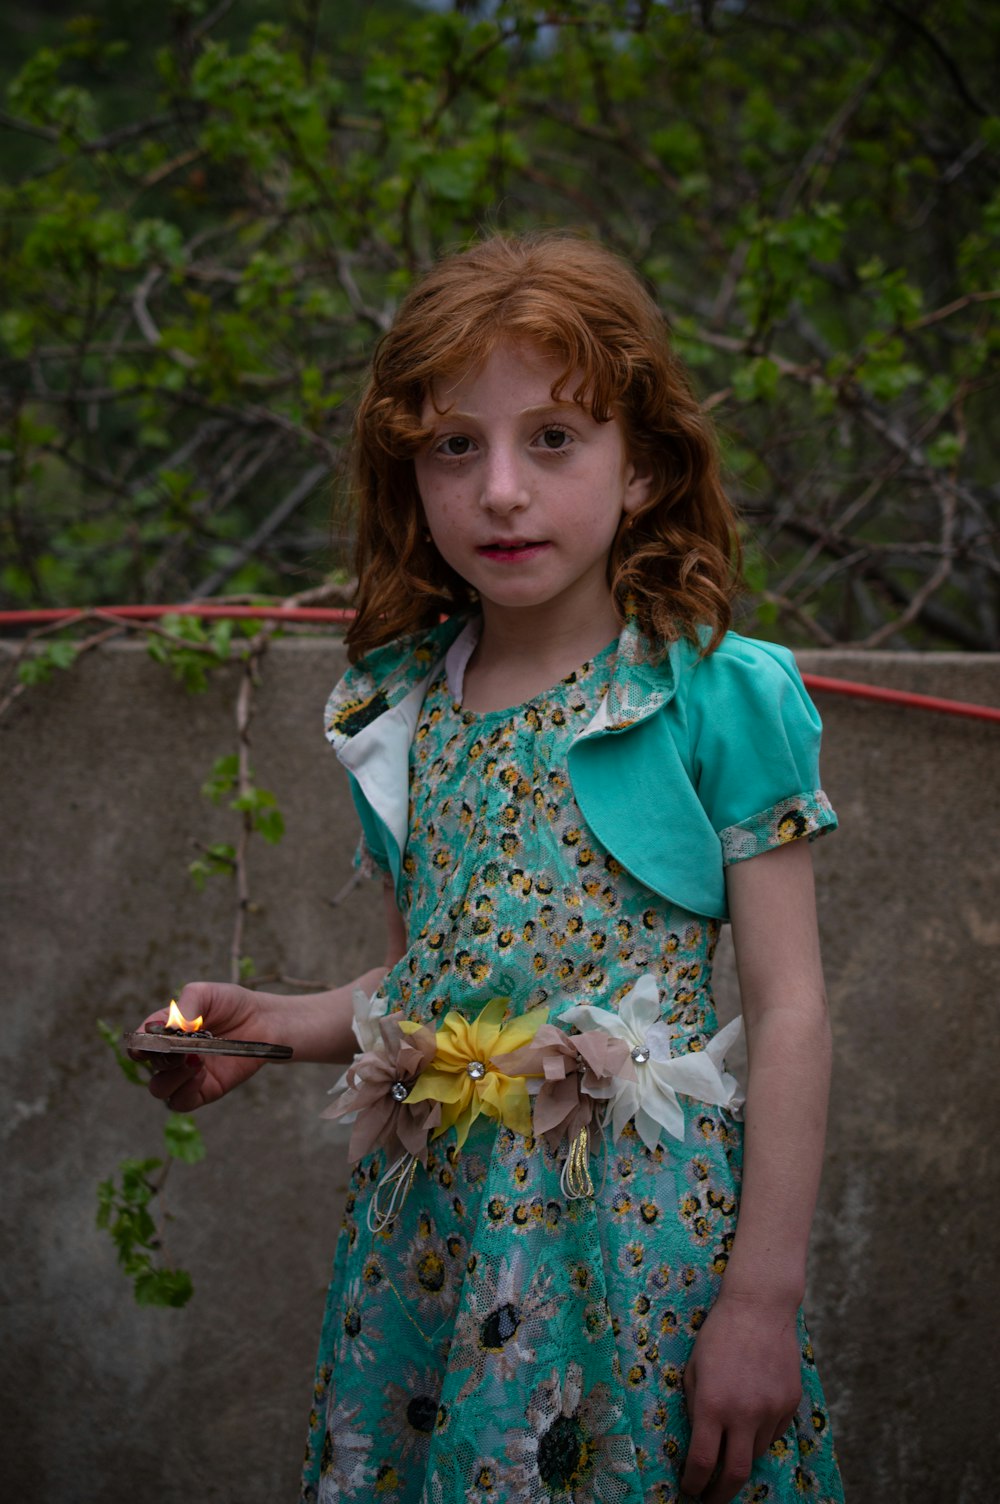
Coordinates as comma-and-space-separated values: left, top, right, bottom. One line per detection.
134, 981, 282, 1114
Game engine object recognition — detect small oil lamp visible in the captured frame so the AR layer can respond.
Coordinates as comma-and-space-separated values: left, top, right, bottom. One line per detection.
124, 1001, 293, 1061
145, 999, 210, 1038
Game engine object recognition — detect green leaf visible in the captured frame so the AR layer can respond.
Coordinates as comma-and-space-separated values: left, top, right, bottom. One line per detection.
189, 841, 237, 888
925, 432, 963, 469
210, 620, 233, 659
132, 1266, 194, 1308
96, 1178, 116, 1228
97, 1018, 146, 1086
164, 1115, 206, 1165
253, 806, 285, 844
202, 754, 240, 803
17, 640, 78, 687
732, 357, 780, 404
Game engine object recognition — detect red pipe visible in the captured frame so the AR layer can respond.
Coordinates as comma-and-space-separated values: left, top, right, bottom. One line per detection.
799, 672, 1000, 724
1, 606, 998, 723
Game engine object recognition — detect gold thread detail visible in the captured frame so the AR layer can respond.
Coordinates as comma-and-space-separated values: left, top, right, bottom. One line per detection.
561, 1126, 595, 1200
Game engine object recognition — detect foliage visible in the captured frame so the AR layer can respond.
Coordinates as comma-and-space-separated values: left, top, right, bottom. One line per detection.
96, 1017, 204, 1306
92, 603, 285, 1309
1, 0, 998, 647
145, 612, 235, 691
201, 750, 285, 844
16, 636, 77, 683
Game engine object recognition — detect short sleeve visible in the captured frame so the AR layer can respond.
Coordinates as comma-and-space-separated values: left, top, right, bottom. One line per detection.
685, 634, 838, 866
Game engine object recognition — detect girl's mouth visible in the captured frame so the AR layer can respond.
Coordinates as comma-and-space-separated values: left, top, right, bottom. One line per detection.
477, 541, 549, 562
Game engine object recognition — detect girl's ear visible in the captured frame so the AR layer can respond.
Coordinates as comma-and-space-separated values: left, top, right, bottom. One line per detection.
622, 460, 654, 516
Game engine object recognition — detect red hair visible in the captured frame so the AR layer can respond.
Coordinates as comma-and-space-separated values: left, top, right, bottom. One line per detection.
345, 232, 741, 662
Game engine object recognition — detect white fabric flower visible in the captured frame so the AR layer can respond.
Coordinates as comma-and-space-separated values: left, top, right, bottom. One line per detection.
560, 973, 744, 1153
326, 986, 391, 1113
351, 984, 390, 1053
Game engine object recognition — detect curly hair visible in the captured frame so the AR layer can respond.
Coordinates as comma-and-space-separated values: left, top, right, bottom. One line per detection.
344, 232, 741, 662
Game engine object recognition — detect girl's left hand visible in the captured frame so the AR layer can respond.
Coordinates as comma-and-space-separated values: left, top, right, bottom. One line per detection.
679, 1289, 802, 1503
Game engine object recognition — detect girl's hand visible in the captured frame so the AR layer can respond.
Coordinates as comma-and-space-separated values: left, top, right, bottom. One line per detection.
133, 981, 284, 1114
680, 1290, 802, 1503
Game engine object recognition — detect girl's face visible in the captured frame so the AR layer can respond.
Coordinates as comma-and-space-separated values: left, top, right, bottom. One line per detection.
414, 342, 651, 635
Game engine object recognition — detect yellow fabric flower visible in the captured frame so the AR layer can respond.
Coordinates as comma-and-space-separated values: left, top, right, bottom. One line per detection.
403, 997, 548, 1149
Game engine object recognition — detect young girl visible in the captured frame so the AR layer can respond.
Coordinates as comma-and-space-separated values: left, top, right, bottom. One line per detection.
144, 234, 844, 1504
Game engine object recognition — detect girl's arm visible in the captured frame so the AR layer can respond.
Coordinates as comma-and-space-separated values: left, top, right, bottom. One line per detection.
680, 839, 832, 1504
142, 879, 408, 1114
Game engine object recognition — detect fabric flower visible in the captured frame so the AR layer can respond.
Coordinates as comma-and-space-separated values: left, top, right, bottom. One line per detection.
324, 985, 394, 1121
404, 997, 549, 1149
492, 1024, 634, 1152
322, 1013, 439, 1163
350, 984, 391, 1053
560, 973, 744, 1153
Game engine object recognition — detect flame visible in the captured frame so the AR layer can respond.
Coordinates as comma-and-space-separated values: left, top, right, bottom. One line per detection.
165, 998, 204, 1033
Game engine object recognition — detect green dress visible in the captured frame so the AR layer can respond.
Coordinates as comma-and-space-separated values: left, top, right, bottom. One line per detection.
301, 635, 843, 1504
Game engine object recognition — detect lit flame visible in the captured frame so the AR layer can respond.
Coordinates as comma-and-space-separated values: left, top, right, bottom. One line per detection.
165, 998, 204, 1033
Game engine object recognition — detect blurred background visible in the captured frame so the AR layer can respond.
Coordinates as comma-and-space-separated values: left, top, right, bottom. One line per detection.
1, 0, 997, 647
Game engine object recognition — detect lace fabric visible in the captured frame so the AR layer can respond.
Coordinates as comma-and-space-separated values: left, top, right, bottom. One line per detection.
302, 641, 843, 1504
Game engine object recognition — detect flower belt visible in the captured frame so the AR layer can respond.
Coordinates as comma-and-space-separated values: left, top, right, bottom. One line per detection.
324, 974, 743, 1231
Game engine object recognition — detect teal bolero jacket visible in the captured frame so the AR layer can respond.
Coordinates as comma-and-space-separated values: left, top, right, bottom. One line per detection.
324, 617, 837, 923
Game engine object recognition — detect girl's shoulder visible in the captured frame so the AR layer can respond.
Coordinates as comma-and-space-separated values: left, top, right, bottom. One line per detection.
325, 616, 466, 747
673, 626, 803, 682
354, 616, 467, 686
678, 629, 816, 731
623, 624, 816, 729
680, 628, 817, 726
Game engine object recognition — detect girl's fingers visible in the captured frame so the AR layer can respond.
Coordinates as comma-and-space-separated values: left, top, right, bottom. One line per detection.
700, 1435, 753, 1504
146, 1057, 206, 1104
679, 1414, 722, 1499
162, 1071, 209, 1113
768, 1411, 796, 1449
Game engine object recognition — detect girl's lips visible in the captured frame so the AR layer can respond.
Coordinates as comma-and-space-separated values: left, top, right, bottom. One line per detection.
477, 541, 549, 562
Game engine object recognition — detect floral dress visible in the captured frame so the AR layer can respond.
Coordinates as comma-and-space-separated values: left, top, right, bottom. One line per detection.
301, 631, 844, 1504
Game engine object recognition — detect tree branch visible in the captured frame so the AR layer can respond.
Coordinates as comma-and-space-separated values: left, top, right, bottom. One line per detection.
192, 463, 329, 597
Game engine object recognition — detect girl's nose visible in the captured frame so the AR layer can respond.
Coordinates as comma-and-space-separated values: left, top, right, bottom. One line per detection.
480, 447, 529, 513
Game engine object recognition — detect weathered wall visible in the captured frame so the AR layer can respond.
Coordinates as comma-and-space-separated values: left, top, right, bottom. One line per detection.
1, 640, 998, 1503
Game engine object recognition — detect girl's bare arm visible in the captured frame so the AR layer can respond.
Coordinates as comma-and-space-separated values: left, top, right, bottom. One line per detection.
142, 879, 408, 1112
681, 839, 832, 1504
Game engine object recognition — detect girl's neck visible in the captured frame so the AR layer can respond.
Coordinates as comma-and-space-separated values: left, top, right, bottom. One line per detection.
461, 598, 620, 714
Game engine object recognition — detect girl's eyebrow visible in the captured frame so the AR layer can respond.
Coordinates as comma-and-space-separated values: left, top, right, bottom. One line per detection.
432, 400, 579, 423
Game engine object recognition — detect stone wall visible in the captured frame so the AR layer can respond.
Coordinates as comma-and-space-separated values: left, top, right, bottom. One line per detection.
2, 639, 998, 1502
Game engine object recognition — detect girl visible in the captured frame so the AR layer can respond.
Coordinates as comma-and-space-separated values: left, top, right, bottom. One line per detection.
143, 234, 844, 1504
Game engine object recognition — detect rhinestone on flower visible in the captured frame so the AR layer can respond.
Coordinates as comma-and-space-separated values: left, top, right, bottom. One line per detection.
630, 1044, 650, 1065
466, 1059, 487, 1080
390, 1081, 410, 1102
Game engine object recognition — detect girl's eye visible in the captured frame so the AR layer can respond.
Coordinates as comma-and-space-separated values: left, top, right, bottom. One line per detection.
537, 427, 570, 450
438, 435, 475, 457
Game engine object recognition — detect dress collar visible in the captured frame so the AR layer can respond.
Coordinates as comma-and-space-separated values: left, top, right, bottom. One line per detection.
324, 611, 691, 753
324, 616, 467, 752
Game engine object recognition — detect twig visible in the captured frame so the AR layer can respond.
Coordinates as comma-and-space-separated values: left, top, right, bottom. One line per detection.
882, 1, 989, 116
860, 481, 957, 648
191, 0, 236, 45
326, 870, 363, 908
132, 266, 197, 369
906, 288, 1000, 333
0, 621, 125, 717
230, 632, 269, 984
192, 463, 329, 597
0, 109, 59, 142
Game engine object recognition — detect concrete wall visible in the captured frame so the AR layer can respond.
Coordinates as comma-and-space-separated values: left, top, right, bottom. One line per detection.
1, 639, 998, 1503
